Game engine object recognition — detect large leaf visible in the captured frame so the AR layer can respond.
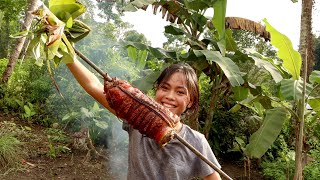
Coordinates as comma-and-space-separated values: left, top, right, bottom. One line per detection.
232, 86, 249, 101
132, 64, 171, 92
309, 70, 320, 85
127, 46, 148, 70
244, 48, 289, 78
225, 29, 238, 52
212, 0, 226, 40
280, 79, 313, 101
194, 50, 244, 86
66, 20, 91, 43
184, 0, 211, 11
127, 46, 137, 61
49, 0, 86, 22
132, 70, 161, 93
124, 0, 156, 12
308, 98, 320, 116
245, 107, 290, 158
251, 56, 283, 83
263, 19, 301, 80
212, 0, 227, 55
27, 35, 42, 60
136, 50, 148, 70
93, 119, 109, 129
121, 41, 177, 60
164, 25, 185, 35
234, 95, 271, 115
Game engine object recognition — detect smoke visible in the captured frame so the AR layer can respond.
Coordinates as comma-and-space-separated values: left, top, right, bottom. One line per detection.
105, 118, 128, 179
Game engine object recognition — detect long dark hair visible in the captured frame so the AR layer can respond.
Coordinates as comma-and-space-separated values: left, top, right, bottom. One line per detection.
154, 63, 199, 122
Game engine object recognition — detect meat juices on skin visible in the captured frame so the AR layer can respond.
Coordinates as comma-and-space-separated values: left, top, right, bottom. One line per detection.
104, 78, 179, 146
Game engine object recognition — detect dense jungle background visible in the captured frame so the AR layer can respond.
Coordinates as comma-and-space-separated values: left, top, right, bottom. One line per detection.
1, 0, 320, 179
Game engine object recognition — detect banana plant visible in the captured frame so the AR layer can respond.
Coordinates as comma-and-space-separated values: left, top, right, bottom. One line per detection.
230, 19, 320, 159
27, 0, 90, 67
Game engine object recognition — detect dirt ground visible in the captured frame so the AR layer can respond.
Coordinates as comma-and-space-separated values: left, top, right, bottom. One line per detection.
0, 113, 264, 180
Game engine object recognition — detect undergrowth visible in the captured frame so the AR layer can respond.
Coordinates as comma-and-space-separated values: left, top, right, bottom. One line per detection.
0, 134, 24, 174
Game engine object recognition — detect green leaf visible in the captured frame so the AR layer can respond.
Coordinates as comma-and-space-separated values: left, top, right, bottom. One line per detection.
62, 114, 70, 121
27, 36, 42, 60
62, 112, 79, 121
194, 50, 244, 86
67, 20, 91, 42
237, 96, 266, 115
24, 126, 32, 131
308, 98, 320, 115
251, 56, 283, 83
263, 19, 301, 80
9, 30, 30, 38
123, 4, 138, 12
309, 70, 320, 84
49, 0, 86, 21
92, 102, 100, 112
232, 86, 249, 101
229, 104, 241, 113
132, 69, 161, 93
164, 25, 185, 35
27, 102, 34, 108
124, 0, 156, 12
93, 119, 108, 129
24, 105, 31, 116
280, 79, 313, 101
81, 107, 92, 118
127, 46, 137, 61
253, 102, 264, 117
122, 41, 177, 60
48, 39, 63, 59
212, 0, 227, 55
184, 0, 210, 11
212, 0, 227, 39
137, 50, 148, 70
225, 29, 238, 52
245, 107, 290, 158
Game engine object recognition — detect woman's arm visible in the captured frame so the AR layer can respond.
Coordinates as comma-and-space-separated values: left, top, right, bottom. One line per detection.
204, 171, 221, 180
66, 59, 116, 115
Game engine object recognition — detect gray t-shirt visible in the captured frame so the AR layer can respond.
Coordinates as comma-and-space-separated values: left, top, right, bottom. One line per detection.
123, 122, 221, 180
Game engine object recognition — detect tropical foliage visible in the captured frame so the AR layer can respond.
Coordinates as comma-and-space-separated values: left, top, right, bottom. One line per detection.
0, 0, 320, 179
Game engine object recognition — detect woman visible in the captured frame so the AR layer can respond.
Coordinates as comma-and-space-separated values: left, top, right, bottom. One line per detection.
66, 58, 221, 180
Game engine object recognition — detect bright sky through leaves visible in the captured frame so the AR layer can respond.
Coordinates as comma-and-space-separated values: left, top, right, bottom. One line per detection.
121, 0, 320, 49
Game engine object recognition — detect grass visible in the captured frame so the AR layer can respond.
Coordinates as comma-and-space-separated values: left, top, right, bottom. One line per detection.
0, 133, 24, 174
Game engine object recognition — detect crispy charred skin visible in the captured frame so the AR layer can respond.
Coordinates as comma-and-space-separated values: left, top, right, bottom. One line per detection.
104, 78, 179, 146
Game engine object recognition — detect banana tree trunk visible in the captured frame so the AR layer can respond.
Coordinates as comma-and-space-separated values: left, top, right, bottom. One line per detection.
1, 0, 39, 83
203, 74, 223, 139
294, 0, 314, 179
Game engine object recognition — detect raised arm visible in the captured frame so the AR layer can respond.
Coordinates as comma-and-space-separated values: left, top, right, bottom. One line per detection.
66, 58, 116, 115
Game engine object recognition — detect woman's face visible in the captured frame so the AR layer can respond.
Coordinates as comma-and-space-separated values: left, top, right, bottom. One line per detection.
155, 72, 192, 117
